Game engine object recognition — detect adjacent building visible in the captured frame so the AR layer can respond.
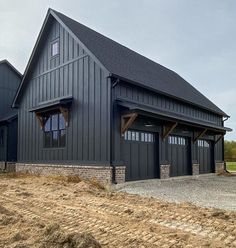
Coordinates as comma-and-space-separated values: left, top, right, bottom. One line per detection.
0, 60, 22, 171
12, 9, 231, 183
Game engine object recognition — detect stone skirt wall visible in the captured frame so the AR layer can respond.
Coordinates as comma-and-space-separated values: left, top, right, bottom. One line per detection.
16, 163, 126, 184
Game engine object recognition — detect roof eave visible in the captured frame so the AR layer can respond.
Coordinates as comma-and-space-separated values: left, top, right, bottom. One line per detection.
110, 73, 229, 118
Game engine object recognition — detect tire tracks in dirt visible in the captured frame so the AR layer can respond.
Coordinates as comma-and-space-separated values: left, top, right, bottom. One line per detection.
0, 178, 235, 247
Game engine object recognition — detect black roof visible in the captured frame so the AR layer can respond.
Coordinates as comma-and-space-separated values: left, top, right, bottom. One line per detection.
53, 10, 227, 117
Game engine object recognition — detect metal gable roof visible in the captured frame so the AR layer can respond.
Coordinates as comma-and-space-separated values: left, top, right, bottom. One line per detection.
53, 9, 228, 117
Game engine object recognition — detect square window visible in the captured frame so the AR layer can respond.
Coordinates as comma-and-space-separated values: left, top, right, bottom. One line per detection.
52, 131, 59, 147
127, 131, 131, 140
131, 131, 136, 141
59, 113, 66, 130
124, 131, 128, 140
42, 111, 66, 148
51, 41, 59, 57
135, 132, 139, 141
44, 117, 51, 132
59, 130, 66, 147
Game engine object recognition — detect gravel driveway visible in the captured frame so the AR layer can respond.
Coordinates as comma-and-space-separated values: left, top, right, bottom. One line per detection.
116, 174, 236, 211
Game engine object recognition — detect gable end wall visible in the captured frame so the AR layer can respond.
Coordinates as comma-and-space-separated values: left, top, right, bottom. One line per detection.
17, 17, 111, 164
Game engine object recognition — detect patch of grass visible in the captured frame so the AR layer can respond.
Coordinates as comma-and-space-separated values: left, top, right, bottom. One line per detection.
226, 162, 236, 171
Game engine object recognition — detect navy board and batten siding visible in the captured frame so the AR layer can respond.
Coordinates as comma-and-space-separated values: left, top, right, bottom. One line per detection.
17, 17, 111, 165
0, 61, 21, 164
0, 62, 20, 120
112, 81, 224, 173
0, 60, 22, 165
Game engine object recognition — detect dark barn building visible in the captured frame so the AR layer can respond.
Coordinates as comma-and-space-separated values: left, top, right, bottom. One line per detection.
0, 60, 21, 171
13, 9, 231, 183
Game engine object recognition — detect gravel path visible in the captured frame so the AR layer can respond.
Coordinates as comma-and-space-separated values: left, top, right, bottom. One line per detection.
116, 174, 236, 211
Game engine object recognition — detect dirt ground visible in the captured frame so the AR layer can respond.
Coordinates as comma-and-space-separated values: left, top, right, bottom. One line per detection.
0, 174, 236, 248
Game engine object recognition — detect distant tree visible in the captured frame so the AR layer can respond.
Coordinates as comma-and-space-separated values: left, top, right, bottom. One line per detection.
224, 140, 236, 161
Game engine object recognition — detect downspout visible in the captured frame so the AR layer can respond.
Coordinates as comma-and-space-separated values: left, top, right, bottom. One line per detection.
109, 75, 120, 184
222, 116, 229, 171
4, 124, 9, 171
222, 135, 226, 171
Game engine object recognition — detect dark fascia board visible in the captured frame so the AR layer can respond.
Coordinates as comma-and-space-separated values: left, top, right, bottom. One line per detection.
111, 74, 229, 118
0, 59, 22, 78
116, 98, 232, 133
12, 8, 110, 108
29, 96, 73, 113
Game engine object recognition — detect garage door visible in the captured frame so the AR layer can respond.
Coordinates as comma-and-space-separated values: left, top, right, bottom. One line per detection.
168, 135, 190, 177
122, 130, 158, 181
198, 140, 213, 173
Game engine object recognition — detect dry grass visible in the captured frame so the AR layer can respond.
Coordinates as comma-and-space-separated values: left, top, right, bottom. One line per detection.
41, 223, 101, 248
217, 170, 236, 177
0, 175, 235, 247
0, 172, 32, 179
50, 175, 82, 184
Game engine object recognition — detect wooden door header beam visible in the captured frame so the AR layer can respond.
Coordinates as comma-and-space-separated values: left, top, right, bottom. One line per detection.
162, 122, 178, 140
121, 113, 138, 135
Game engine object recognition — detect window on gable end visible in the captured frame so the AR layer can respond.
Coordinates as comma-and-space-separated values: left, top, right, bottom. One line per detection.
51, 40, 59, 57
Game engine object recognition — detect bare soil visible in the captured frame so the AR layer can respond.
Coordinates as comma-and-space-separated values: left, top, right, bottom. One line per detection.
0, 174, 236, 247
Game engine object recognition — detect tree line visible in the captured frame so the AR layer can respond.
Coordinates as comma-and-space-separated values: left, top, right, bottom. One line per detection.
224, 141, 236, 161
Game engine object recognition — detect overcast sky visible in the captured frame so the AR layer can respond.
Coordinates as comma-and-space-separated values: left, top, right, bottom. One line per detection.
0, 0, 235, 140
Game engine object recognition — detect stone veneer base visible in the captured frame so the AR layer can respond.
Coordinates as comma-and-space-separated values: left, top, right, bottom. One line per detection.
0, 161, 5, 171
215, 162, 225, 173
192, 164, 200, 175
0, 162, 16, 172
160, 164, 170, 179
16, 163, 126, 184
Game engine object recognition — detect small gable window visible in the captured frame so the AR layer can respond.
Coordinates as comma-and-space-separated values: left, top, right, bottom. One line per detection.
51, 40, 59, 57
43, 112, 66, 148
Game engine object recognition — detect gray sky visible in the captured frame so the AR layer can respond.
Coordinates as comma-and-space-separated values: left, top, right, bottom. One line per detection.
0, 0, 235, 140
